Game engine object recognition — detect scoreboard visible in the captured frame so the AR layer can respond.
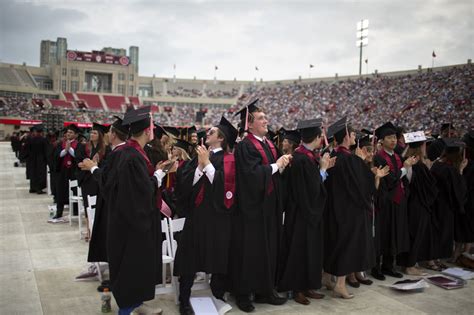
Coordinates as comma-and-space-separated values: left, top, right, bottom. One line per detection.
66, 50, 130, 66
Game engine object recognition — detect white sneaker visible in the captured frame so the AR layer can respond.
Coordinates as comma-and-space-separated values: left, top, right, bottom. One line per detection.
131, 303, 162, 315
47, 217, 68, 224
74, 264, 98, 281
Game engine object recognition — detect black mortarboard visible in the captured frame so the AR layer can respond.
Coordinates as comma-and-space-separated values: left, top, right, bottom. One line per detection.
441, 123, 455, 132
153, 123, 167, 139
66, 124, 81, 134
281, 129, 301, 144
122, 106, 152, 134
92, 123, 109, 135
427, 138, 445, 161
359, 135, 372, 148
328, 116, 349, 141
297, 118, 322, 140
186, 126, 197, 137
404, 131, 427, 148
375, 122, 397, 140
164, 126, 180, 138
442, 138, 465, 151
111, 116, 129, 134
462, 130, 474, 149
196, 128, 207, 142
234, 98, 260, 131
173, 139, 192, 151
266, 127, 276, 142
31, 124, 44, 132
216, 116, 238, 148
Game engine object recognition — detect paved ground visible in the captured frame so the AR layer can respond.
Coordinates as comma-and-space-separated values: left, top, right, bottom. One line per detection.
0, 141, 473, 314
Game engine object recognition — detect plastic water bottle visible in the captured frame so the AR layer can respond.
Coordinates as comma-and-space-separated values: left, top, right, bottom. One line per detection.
101, 288, 111, 313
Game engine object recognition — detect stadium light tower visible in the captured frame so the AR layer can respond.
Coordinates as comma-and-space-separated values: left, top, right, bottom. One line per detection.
356, 19, 369, 76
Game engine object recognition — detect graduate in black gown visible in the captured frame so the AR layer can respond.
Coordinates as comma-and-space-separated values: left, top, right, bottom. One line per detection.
23, 125, 48, 194
396, 131, 438, 275
278, 119, 335, 305
454, 131, 474, 258
79, 117, 129, 267
430, 138, 468, 262
51, 124, 82, 220
231, 100, 292, 312
322, 117, 376, 299
76, 123, 110, 207
372, 122, 417, 279
173, 117, 238, 315
104, 107, 170, 315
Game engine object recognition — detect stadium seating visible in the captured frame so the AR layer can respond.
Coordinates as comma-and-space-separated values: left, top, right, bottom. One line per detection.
76, 93, 105, 110
103, 95, 126, 112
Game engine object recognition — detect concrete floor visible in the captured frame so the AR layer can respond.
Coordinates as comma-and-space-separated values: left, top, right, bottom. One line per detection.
0, 141, 473, 315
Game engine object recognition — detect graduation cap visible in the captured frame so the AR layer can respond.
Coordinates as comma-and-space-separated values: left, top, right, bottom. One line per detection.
403, 131, 427, 148
442, 138, 465, 153
186, 126, 197, 137
30, 124, 44, 132
328, 116, 349, 142
66, 124, 81, 134
153, 123, 167, 139
266, 127, 276, 143
375, 122, 397, 140
282, 129, 301, 144
216, 116, 238, 148
297, 118, 322, 140
462, 130, 474, 149
163, 126, 180, 138
441, 123, 455, 132
110, 116, 129, 135
234, 98, 260, 131
358, 135, 372, 148
122, 106, 152, 134
92, 123, 110, 135
196, 128, 207, 142
173, 139, 192, 151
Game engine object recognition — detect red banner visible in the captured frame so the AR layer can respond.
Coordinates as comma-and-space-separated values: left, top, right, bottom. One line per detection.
0, 119, 42, 126
63, 122, 111, 128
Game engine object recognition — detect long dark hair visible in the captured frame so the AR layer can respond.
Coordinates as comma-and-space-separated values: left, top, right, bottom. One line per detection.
441, 148, 463, 171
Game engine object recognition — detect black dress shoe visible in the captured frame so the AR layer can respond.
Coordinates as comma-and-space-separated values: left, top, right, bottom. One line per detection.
179, 303, 195, 315
356, 277, 373, 285
381, 268, 403, 278
236, 296, 255, 313
254, 291, 287, 305
371, 268, 386, 281
346, 279, 360, 288
36, 190, 46, 194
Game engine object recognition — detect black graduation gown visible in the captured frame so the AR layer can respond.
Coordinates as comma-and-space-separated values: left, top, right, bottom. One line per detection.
87, 144, 124, 263
54, 141, 82, 207
173, 151, 234, 276
397, 162, 438, 266
373, 153, 410, 256
431, 161, 467, 258
323, 150, 375, 276
24, 135, 49, 192
104, 145, 161, 308
76, 144, 110, 208
230, 137, 282, 296
277, 152, 326, 292
455, 160, 474, 242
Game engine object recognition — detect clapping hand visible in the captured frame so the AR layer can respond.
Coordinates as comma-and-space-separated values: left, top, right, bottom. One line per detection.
78, 158, 97, 171
371, 165, 390, 178
276, 154, 292, 170
196, 145, 210, 170
403, 156, 418, 168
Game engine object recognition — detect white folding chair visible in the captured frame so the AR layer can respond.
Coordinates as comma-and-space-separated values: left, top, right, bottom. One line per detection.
168, 217, 210, 304
155, 218, 176, 296
86, 194, 106, 282
46, 166, 52, 195
68, 180, 85, 234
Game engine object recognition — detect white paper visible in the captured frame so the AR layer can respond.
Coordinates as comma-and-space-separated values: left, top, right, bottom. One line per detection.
442, 267, 474, 280
190, 297, 218, 315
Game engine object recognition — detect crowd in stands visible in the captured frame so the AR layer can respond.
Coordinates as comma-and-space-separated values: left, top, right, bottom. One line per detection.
1, 65, 472, 133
